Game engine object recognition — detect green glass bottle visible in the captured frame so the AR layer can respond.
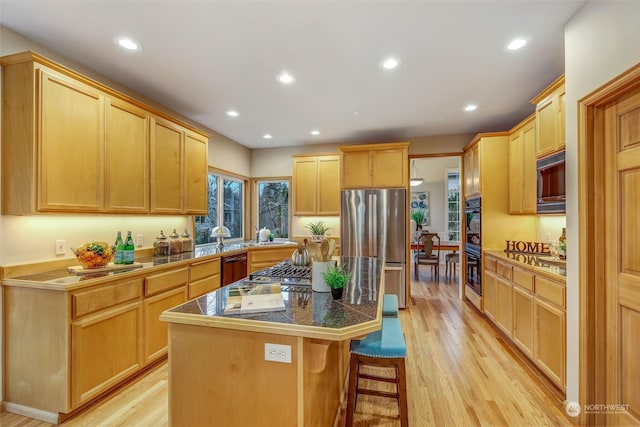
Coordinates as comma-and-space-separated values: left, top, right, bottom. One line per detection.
114, 231, 125, 265
123, 231, 135, 265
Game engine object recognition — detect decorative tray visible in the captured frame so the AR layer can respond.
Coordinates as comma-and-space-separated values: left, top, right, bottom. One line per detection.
537, 256, 567, 266
67, 262, 144, 275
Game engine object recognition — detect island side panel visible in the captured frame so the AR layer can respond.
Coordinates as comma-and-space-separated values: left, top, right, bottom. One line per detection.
302, 338, 347, 427
167, 323, 299, 427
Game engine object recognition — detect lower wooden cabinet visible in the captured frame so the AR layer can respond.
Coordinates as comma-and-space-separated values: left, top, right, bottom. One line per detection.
143, 286, 187, 363
483, 253, 566, 391
248, 247, 294, 273
512, 286, 534, 357
534, 297, 566, 387
71, 301, 143, 407
496, 278, 513, 336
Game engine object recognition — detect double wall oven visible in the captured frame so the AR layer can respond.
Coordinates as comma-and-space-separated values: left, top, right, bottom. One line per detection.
464, 197, 482, 296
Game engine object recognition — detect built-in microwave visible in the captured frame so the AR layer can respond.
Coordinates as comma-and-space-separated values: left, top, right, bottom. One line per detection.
537, 150, 566, 213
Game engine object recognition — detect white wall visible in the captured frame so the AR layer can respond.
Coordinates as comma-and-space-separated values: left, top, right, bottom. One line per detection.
564, 0, 640, 405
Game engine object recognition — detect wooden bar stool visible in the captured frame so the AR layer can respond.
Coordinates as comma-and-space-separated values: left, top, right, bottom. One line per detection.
382, 294, 399, 317
345, 317, 408, 427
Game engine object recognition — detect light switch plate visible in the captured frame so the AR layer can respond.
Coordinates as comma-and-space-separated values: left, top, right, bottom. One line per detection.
264, 343, 292, 363
55, 240, 66, 255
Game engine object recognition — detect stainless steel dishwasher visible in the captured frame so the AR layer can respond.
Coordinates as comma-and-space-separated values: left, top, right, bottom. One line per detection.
221, 252, 248, 286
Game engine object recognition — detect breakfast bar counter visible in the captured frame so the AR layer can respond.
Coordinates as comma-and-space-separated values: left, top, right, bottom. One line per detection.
160, 256, 384, 427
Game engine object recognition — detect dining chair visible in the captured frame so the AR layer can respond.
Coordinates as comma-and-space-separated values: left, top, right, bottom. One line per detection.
414, 233, 440, 280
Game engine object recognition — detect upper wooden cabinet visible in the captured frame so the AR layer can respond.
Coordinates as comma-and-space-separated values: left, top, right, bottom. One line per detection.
338, 142, 409, 189
463, 143, 480, 198
292, 154, 340, 216
509, 115, 537, 214
0, 51, 208, 215
531, 75, 565, 158
105, 98, 150, 213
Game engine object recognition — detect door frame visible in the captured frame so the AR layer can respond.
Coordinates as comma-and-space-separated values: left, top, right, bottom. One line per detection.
578, 63, 640, 426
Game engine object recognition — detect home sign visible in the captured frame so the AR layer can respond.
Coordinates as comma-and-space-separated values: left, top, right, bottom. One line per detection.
504, 240, 551, 255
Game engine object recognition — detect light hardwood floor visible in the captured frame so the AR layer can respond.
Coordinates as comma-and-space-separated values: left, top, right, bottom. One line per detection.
1, 266, 572, 426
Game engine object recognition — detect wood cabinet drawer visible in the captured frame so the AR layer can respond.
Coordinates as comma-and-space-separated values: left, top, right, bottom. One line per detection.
497, 261, 513, 280
190, 258, 220, 282
72, 277, 143, 319
512, 267, 535, 292
189, 275, 220, 299
250, 247, 292, 263
535, 276, 565, 308
145, 268, 189, 296
485, 257, 497, 273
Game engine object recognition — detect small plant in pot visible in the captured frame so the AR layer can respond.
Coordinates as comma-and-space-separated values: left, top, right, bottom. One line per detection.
410, 209, 426, 229
306, 221, 330, 242
321, 264, 352, 300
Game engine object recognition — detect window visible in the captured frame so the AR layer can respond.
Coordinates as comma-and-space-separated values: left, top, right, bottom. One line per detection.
256, 180, 289, 238
195, 172, 244, 245
446, 170, 460, 242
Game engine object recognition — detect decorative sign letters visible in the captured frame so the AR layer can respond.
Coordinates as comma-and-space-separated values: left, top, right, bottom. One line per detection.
504, 240, 551, 255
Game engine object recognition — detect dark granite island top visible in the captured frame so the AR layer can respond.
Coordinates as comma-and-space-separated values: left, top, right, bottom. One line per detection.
161, 256, 384, 341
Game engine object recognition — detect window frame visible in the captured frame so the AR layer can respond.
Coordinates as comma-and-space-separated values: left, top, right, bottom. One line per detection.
251, 176, 291, 241
195, 167, 248, 247
445, 168, 461, 243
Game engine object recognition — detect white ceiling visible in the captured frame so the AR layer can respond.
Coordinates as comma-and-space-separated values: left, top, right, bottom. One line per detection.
0, 0, 585, 149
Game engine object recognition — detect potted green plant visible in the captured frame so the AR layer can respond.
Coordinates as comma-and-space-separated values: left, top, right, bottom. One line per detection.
410, 209, 426, 228
306, 221, 330, 242
321, 264, 352, 299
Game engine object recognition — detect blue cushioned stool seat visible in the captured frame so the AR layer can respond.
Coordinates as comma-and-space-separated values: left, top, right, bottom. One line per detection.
350, 317, 406, 358
382, 294, 399, 318
346, 317, 408, 427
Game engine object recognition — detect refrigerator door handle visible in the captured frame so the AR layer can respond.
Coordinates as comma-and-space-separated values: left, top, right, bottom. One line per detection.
372, 193, 378, 257
368, 193, 373, 256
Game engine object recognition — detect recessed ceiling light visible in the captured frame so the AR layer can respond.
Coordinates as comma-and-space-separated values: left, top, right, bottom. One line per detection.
226, 110, 239, 117
263, 134, 272, 139
113, 37, 141, 52
277, 72, 295, 84
310, 130, 320, 136
464, 104, 478, 112
382, 57, 399, 69
353, 111, 360, 116
505, 37, 530, 51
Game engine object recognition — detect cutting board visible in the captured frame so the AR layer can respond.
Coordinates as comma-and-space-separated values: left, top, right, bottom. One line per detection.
67, 262, 144, 275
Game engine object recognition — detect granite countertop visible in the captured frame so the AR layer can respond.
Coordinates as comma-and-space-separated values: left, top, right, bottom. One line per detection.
160, 256, 384, 341
484, 249, 566, 281
2, 241, 298, 289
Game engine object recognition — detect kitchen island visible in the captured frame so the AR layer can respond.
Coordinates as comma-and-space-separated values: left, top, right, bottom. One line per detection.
160, 256, 384, 427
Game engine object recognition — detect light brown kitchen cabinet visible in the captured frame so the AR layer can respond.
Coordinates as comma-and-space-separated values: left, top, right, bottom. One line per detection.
338, 142, 409, 189
513, 286, 535, 358
509, 115, 537, 214
105, 98, 150, 213
463, 144, 480, 198
0, 51, 208, 215
183, 131, 209, 214
531, 75, 565, 158
143, 286, 188, 363
248, 246, 295, 273
483, 253, 566, 391
292, 154, 340, 215
189, 258, 221, 299
150, 117, 184, 214
71, 301, 143, 407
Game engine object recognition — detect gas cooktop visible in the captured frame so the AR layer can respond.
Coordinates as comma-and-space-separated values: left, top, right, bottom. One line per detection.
247, 259, 312, 291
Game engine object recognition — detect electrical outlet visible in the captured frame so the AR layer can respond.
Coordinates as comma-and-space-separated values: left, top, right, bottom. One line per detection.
55, 240, 66, 255
264, 343, 291, 363
136, 234, 144, 247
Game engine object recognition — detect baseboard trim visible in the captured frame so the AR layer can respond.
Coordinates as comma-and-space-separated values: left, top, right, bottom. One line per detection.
4, 402, 59, 424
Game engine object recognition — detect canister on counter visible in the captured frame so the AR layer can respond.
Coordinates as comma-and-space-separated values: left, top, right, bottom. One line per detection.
169, 229, 182, 255
153, 230, 169, 257
181, 229, 193, 252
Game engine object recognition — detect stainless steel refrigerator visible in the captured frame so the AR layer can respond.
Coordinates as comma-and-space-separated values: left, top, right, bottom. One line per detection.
341, 189, 407, 307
